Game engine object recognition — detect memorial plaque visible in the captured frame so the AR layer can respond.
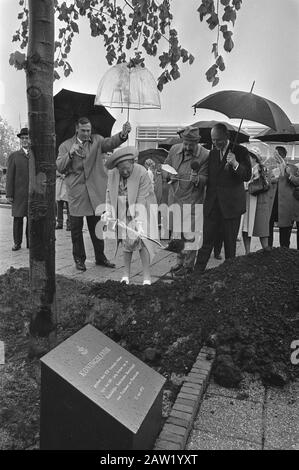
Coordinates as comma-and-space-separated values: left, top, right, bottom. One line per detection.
40, 324, 166, 450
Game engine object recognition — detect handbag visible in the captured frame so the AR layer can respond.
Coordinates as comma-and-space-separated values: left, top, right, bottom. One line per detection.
248, 165, 270, 196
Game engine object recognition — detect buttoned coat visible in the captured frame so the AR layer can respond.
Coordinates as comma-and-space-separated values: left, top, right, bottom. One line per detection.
204, 143, 252, 219
276, 164, 299, 226
6, 148, 29, 217
56, 133, 125, 216
105, 163, 159, 263
164, 143, 209, 234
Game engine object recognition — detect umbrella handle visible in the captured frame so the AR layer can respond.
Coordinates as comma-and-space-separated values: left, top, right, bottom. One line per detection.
127, 66, 131, 124
232, 80, 255, 151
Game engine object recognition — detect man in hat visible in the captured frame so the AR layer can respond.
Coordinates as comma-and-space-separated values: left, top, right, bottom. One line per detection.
6, 128, 30, 251
194, 123, 251, 273
162, 126, 209, 276
57, 117, 131, 271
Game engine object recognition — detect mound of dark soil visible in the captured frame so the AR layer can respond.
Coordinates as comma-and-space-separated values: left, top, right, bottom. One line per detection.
0, 247, 299, 449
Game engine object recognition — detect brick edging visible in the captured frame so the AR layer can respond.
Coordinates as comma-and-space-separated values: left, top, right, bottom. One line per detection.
154, 346, 216, 450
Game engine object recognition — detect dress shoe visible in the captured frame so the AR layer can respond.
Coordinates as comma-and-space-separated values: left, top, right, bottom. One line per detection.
75, 260, 86, 271
95, 258, 116, 268
214, 254, 222, 260
12, 244, 21, 251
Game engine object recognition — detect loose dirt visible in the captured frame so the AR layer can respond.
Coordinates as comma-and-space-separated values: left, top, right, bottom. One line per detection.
0, 247, 298, 449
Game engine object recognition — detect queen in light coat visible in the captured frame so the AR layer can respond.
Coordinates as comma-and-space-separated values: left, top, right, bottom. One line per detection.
103, 146, 159, 285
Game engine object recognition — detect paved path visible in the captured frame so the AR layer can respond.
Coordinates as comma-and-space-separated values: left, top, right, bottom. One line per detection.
1, 204, 298, 450
186, 374, 299, 450
1, 204, 297, 282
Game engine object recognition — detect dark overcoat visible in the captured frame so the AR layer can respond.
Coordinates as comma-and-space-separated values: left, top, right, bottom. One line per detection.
6, 149, 29, 217
204, 144, 252, 219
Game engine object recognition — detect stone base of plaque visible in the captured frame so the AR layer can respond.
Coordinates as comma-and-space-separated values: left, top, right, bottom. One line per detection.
40, 325, 165, 450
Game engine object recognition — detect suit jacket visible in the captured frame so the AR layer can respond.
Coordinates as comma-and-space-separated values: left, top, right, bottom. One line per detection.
6, 149, 29, 217
56, 132, 125, 216
204, 143, 251, 219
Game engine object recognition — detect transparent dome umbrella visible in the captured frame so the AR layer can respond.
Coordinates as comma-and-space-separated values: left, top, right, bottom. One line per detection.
94, 63, 161, 121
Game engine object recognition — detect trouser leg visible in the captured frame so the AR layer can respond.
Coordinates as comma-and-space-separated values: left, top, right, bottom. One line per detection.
213, 229, 223, 256
296, 222, 299, 250
70, 215, 86, 262
222, 216, 241, 259
269, 190, 278, 247
279, 226, 292, 248
65, 202, 70, 226
86, 215, 105, 262
268, 215, 275, 248
25, 217, 29, 248
56, 201, 64, 226
194, 205, 220, 272
13, 217, 23, 246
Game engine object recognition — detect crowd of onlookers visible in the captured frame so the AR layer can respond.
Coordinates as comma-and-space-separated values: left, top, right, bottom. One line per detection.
3, 120, 299, 285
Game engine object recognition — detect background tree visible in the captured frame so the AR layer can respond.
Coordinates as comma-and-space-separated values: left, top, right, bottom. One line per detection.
9, 0, 243, 356
0, 116, 19, 167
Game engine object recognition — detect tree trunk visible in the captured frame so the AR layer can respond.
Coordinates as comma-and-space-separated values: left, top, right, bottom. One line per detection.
26, 0, 57, 357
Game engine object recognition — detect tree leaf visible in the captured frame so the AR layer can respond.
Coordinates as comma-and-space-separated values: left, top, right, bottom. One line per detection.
232, 0, 242, 10
222, 6, 237, 25
206, 64, 218, 82
71, 21, 79, 33
216, 55, 225, 71
9, 51, 27, 70
212, 42, 218, 58
212, 76, 220, 87
224, 36, 234, 52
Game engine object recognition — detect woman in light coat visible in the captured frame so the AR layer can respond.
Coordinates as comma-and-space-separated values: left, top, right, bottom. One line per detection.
241, 148, 274, 254
104, 146, 159, 285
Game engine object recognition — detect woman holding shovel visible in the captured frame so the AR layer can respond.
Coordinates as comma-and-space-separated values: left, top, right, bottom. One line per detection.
103, 146, 159, 285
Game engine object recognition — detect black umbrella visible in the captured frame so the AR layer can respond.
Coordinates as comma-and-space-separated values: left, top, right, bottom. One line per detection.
192, 90, 293, 131
158, 120, 249, 151
54, 89, 116, 149
256, 123, 299, 142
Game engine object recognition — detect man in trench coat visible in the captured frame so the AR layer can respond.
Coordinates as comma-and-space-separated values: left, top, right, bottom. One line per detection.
56, 116, 131, 271
163, 126, 209, 276
6, 127, 30, 251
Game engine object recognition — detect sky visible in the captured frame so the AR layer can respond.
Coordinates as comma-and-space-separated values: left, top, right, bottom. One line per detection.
0, 0, 299, 142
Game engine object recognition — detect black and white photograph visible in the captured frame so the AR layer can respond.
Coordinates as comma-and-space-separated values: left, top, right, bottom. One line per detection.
0, 0, 298, 454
